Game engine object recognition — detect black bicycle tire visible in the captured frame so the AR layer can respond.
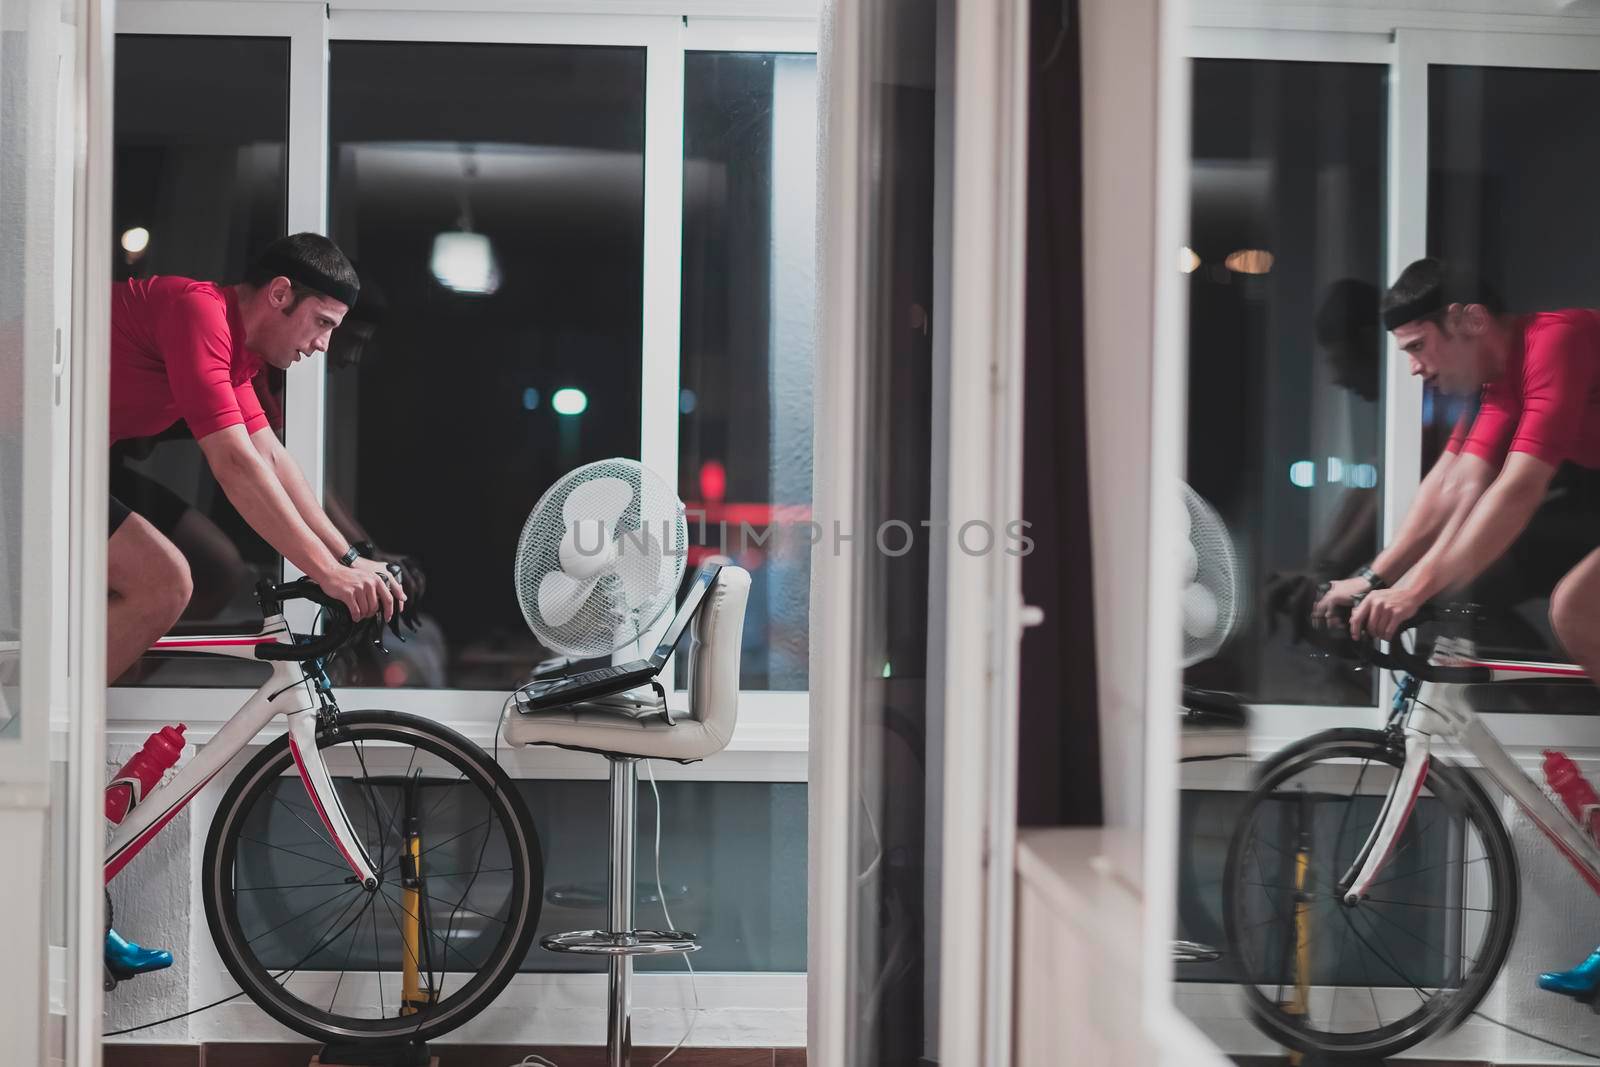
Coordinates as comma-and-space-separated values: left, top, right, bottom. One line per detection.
201, 710, 542, 1045
1222, 727, 1519, 1058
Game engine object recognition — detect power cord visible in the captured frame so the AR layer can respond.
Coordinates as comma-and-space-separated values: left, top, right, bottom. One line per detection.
1473, 1009, 1600, 1061
643, 758, 703, 1067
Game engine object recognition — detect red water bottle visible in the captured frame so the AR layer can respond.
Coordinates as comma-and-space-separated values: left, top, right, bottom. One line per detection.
1544, 749, 1600, 843
105, 725, 187, 825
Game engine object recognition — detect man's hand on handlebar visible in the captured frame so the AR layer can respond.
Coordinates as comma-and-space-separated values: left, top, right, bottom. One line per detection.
1313, 576, 1373, 628
1350, 585, 1427, 642
315, 558, 401, 623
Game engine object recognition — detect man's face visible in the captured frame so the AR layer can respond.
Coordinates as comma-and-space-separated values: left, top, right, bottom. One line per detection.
256, 277, 348, 371
1392, 307, 1484, 396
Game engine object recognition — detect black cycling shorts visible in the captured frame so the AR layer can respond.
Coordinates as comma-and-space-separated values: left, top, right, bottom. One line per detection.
108, 494, 132, 536
107, 455, 191, 539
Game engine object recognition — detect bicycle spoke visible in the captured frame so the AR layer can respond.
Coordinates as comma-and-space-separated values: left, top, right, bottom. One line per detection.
267, 790, 339, 856
237, 834, 353, 876
347, 739, 399, 875
1364, 853, 1488, 893
372, 880, 386, 1020
235, 879, 358, 892
383, 880, 509, 930
381, 818, 496, 878
376, 885, 488, 975
419, 866, 514, 881
270, 884, 375, 983
1362, 896, 1495, 913
245, 884, 363, 948
1364, 899, 1479, 973
327, 895, 364, 1014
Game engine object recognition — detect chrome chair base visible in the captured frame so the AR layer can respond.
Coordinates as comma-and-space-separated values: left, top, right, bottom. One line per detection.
547, 756, 700, 1067
1172, 939, 1222, 964
543, 929, 702, 957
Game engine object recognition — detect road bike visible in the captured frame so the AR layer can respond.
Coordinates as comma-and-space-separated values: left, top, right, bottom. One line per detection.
105, 577, 543, 1047
1223, 606, 1600, 1058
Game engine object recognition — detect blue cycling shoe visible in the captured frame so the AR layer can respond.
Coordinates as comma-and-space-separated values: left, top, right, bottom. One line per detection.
104, 928, 173, 979
1539, 946, 1600, 997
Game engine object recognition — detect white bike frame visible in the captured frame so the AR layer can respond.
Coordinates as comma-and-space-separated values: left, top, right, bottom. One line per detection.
1343, 651, 1600, 903
103, 614, 378, 887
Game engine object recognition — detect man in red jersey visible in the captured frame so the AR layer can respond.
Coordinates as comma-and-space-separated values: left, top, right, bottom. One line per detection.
1312, 257, 1600, 997
106, 233, 403, 685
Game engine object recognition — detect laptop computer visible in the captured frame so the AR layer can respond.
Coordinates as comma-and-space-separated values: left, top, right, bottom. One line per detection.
514, 562, 722, 712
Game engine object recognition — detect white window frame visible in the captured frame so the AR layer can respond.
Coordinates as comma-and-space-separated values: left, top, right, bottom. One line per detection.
108, 2, 821, 780
1185, 13, 1600, 758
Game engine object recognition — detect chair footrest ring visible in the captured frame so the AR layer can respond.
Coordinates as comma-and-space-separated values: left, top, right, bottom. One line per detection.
541, 929, 702, 957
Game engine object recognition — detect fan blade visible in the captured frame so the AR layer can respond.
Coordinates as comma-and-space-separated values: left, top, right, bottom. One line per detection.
1183, 583, 1219, 639
614, 528, 665, 607
560, 518, 618, 578
539, 570, 599, 629
563, 476, 634, 526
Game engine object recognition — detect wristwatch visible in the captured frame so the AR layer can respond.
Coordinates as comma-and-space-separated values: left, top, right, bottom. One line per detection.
1356, 565, 1387, 590
339, 545, 361, 567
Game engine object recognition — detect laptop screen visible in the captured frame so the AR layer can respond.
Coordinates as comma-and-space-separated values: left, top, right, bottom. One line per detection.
650, 563, 722, 662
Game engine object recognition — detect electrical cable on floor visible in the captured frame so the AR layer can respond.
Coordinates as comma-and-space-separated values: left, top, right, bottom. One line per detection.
103, 988, 252, 1037
1473, 1010, 1600, 1061
644, 757, 703, 1067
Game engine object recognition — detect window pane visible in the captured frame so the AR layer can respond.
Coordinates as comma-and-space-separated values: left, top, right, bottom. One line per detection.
1424, 65, 1600, 663
679, 52, 818, 692
239, 778, 806, 972
111, 34, 289, 685
327, 42, 646, 690
1185, 59, 1388, 706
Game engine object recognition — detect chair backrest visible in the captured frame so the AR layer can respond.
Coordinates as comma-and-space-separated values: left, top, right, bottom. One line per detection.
683, 565, 751, 748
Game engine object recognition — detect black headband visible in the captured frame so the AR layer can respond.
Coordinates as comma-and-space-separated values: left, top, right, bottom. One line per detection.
255, 250, 359, 308
1382, 290, 1446, 332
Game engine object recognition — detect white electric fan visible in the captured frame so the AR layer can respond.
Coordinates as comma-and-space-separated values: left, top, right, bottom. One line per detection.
1180, 482, 1241, 667
1175, 482, 1245, 965
514, 458, 689, 662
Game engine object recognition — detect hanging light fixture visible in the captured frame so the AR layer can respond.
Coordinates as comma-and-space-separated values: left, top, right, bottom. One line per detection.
431, 147, 501, 296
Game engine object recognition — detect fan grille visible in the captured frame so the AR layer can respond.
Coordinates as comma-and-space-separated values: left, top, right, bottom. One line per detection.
514, 458, 689, 658
1182, 483, 1241, 667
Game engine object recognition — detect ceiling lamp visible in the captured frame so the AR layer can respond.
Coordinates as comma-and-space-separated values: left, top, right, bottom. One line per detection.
431, 231, 500, 295
1225, 249, 1274, 275
431, 147, 501, 296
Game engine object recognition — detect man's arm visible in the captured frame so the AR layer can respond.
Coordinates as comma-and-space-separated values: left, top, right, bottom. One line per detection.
1403, 451, 1553, 598
1313, 450, 1490, 624
1373, 449, 1494, 580
197, 426, 394, 619
247, 427, 404, 616
249, 427, 348, 558
199, 425, 344, 579
1353, 451, 1554, 639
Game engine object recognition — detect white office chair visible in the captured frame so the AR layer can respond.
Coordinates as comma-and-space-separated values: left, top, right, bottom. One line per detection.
501, 565, 750, 1067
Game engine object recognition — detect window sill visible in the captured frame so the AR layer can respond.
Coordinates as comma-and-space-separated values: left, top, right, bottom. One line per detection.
102, 687, 809, 780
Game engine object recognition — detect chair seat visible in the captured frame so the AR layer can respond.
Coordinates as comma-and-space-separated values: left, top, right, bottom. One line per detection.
501, 685, 731, 762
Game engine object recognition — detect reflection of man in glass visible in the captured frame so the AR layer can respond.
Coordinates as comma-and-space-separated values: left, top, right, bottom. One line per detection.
1264, 280, 1381, 649
106, 234, 403, 685
1325, 258, 1600, 996
1316, 259, 1600, 661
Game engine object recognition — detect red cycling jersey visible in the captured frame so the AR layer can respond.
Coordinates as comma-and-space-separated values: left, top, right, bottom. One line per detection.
109, 277, 269, 445
1446, 309, 1600, 470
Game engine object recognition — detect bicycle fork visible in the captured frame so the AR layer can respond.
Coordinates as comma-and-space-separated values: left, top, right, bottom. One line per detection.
1342, 687, 1600, 903
286, 708, 379, 890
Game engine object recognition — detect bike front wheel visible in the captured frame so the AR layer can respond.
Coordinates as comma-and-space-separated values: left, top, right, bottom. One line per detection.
202, 710, 542, 1045
1222, 728, 1518, 1059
